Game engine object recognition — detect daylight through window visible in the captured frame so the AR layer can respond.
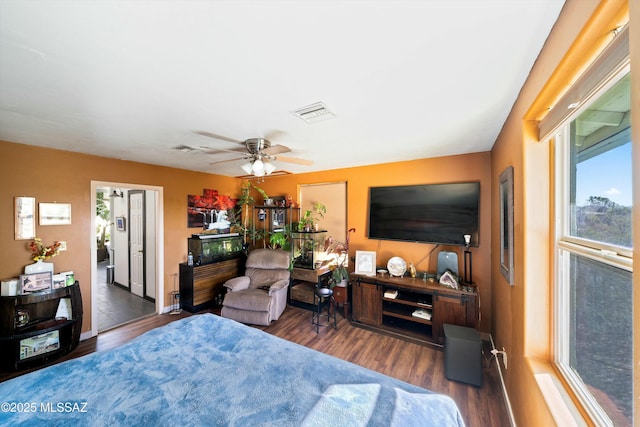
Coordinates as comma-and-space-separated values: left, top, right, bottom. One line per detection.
554, 69, 632, 426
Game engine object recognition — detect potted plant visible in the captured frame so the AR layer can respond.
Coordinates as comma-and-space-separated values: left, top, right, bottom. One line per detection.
269, 223, 294, 250
298, 202, 326, 231
327, 228, 356, 288
96, 192, 110, 261
232, 180, 269, 248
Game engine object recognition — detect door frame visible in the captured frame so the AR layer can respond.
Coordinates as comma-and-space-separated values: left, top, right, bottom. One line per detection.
89, 181, 164, 338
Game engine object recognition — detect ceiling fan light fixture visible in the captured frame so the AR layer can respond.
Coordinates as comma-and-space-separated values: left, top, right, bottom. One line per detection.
252, 158, 264, 173
264, 162, 277, 175
240, 162, 253, 174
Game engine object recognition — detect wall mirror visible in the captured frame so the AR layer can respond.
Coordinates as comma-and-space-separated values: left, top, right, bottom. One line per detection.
499, 166, 514, 285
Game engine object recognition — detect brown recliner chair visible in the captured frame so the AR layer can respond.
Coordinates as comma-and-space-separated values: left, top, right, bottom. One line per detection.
221, 248, 291, 326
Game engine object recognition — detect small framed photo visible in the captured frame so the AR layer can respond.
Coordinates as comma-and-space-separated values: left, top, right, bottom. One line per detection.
20, 272, 53, 294
355, 250, 377, 276
116, 216, 126, 231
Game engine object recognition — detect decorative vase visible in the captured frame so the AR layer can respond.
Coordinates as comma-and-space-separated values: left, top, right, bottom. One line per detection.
24, 259, 54, 274
15, 309, 30, 327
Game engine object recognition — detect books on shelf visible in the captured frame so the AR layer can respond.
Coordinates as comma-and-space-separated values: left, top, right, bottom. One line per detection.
412, 308, 432, 321
383, 289, 398, 299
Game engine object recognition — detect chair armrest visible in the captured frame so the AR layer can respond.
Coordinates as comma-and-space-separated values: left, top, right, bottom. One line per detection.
268, 279, 289, 295
224, 276, 250, 291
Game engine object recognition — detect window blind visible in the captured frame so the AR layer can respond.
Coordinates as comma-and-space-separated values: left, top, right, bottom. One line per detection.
538, 25, 629, 140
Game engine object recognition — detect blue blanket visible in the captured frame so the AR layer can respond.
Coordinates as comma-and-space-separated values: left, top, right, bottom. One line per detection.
0, 314, 464, 426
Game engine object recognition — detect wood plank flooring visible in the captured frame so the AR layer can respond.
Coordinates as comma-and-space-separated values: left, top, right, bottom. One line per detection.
0, 306, 510, 427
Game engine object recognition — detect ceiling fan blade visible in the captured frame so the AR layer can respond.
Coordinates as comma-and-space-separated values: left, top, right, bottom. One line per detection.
262, 144, 291, 155
274, 155, 314, 166
200, 146, 248, 155
194, 131, 244, 145
209, 156, 247, 165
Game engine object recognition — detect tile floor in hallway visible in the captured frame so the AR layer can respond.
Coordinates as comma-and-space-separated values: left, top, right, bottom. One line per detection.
96, 261, 155, 332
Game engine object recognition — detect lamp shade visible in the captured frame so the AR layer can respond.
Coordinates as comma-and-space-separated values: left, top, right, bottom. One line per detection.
240, 162, 253, 174
252, 159, 264, 173
264, 162, 277, 175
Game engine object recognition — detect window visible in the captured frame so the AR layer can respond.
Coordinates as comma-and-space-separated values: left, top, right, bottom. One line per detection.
554, 69, 632, 426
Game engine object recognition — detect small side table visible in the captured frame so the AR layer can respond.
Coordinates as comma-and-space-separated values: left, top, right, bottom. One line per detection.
332, 284, 349, 320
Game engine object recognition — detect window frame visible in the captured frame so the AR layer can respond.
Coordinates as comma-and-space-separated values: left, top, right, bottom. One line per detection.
552, 63, 632, 426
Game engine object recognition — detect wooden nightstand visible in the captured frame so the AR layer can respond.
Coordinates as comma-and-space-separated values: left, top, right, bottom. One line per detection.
332, 284, 349, 320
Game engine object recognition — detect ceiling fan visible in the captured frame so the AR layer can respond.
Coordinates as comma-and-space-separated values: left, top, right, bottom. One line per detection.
195, 131, 313, 176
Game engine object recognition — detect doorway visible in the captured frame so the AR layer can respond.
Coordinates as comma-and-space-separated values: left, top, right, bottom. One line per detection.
90, 182, 164, 336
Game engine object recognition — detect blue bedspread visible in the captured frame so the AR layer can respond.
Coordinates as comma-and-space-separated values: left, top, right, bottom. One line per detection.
0, 314, 465, 426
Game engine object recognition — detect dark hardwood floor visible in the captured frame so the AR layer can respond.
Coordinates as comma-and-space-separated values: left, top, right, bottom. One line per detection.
0, 306, 510, 427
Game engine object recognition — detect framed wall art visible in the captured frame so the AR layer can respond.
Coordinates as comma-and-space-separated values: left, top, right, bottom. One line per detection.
15, 196, 36, 240
116, 216, 126, 231
499, 166, 515, 285
39, 202, 72, 225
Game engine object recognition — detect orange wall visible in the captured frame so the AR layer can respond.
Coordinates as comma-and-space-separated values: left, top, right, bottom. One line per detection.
0, 140, 240, 333
0, 140, 492, 335
491, 0, 635, 425
261, 152, 492, 332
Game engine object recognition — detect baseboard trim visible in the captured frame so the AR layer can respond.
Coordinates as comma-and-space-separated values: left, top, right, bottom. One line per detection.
489, 334, 517, 426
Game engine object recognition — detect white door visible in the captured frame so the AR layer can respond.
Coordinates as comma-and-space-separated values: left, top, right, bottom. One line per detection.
129, 191, 145, 297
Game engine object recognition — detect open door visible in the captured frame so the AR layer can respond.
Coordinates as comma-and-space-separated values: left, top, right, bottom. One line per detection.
129, 190, 145, 298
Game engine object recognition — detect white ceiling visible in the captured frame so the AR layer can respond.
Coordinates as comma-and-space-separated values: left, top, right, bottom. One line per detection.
0, 0, 565, 177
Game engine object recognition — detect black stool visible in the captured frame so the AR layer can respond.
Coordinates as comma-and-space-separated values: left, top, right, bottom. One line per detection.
312, 287, 337, 333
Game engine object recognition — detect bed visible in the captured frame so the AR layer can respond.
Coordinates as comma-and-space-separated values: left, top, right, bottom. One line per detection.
0, 313, 464, 426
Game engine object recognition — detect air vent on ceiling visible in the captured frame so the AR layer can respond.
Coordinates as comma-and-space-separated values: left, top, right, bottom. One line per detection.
171, 144, 199, 153
292, 102, 335, 123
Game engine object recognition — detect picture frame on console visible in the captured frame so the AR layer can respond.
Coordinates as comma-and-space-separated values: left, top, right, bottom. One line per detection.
355, 250, 376, 276
19, 271, 53, 294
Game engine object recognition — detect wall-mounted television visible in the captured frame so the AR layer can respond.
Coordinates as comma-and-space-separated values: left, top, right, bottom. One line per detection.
367, 182, 480, 246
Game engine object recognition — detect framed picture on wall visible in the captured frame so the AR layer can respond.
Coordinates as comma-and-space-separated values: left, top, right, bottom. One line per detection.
15, 196, 36, 240
39, 202, 72, 225
116, 216, 126, 232
499, 166, 515, 285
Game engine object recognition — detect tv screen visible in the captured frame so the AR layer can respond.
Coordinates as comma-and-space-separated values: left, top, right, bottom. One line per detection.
367, 182, 480, 246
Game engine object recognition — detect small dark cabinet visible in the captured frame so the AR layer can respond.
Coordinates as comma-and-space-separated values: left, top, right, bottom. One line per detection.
0, 282, 83, 371
179, 256, 244, 312
351, 280, 382, 326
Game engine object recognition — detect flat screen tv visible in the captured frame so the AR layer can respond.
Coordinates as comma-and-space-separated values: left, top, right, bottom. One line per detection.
367, 182, 480, 246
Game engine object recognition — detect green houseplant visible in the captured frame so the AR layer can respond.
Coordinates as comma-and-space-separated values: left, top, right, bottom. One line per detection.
232, 180, 269, 247
96, 192, 110, 261
298, 202, 326, 231
269, 222, 294, 250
